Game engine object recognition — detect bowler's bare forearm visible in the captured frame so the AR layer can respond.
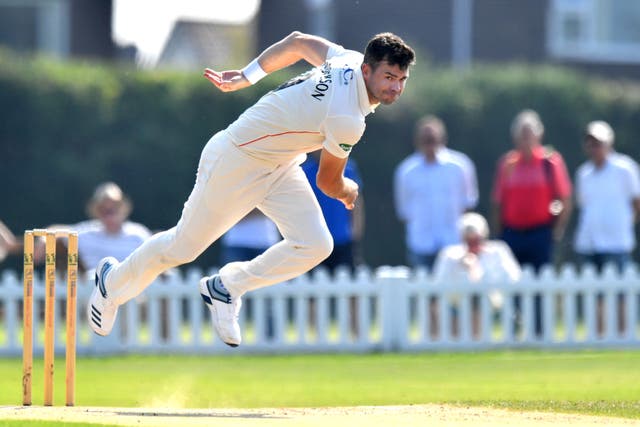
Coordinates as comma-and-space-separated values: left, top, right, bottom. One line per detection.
257, 31, 333, 72
204, 31, 333, 92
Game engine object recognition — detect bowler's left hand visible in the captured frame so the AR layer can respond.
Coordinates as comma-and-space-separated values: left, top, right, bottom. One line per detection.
203, 69, 251, 92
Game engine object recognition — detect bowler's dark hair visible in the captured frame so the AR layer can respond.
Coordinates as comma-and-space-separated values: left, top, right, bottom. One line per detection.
363, 33, 415, 71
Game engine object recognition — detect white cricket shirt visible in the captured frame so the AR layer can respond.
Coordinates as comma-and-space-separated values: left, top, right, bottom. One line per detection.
226, 45, 377, 163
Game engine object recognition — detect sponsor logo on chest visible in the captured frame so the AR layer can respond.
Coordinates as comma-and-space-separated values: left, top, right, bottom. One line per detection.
311, 63, 333, 101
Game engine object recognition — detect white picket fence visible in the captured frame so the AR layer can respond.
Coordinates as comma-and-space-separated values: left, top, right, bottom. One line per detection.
1, 263, 639, 356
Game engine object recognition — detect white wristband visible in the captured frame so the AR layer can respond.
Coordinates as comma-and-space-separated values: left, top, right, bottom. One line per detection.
242, 58, 267, 85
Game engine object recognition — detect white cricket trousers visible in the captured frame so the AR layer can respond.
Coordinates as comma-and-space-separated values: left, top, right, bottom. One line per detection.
106, 131, 333, 305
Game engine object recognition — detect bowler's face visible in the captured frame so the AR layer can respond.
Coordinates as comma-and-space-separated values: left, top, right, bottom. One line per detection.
362, 61, 409, 105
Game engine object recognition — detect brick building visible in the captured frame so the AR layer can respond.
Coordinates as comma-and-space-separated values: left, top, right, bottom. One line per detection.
258, 0, 640, 78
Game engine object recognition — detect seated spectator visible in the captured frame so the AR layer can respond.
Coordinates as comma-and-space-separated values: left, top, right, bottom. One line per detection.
395, 116, 477, 271
35, 182, 152, 276
433, 212, 521, 338
76, 182, 152, 272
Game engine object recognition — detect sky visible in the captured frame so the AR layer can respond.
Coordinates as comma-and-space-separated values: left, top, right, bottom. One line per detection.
112, 0, 260, 63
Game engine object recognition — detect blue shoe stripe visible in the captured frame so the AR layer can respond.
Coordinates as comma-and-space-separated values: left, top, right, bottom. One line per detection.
98, 262, 112, 298
201, 293, 212, 305
206, 276, 231, 304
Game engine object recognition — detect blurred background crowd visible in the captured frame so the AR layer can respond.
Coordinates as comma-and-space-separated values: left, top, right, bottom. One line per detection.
1, 0, 640, 276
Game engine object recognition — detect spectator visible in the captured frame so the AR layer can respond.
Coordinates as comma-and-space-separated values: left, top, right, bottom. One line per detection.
302, 150, 364, 337
302, 150, 365, 273
35, 182, 152, 276
574, 120, 640, 273
433, 212, 521, 338
491, 109, 572, 271
220, 209, 281, 265
0, 220, 19, 263
75, 182, 152, 273
394, 115, 478, 270
221, 209, 281, 338
492, 109, 572, 337
574, 121, 640, 336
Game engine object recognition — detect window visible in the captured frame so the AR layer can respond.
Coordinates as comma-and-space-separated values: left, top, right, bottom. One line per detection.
0, 5, 38, 52
548, 0, 640, 63
0, 0, 69, 58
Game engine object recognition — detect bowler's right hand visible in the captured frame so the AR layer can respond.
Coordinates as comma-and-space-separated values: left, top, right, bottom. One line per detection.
337, 178, 359, 210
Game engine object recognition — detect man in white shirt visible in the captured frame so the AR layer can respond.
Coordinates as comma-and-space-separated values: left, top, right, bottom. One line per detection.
574, 120, 640, 273
394, 116, 478, 270
89, 31, 415, 347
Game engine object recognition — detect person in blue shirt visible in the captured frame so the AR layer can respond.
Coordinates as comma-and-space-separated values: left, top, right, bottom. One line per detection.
302, 151, 365, 272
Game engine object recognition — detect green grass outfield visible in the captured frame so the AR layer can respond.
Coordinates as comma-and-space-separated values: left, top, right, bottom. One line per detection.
1, 350, 639, 423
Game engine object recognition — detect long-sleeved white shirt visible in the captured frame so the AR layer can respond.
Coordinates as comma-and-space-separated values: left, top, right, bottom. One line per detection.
394, 149, 476, 253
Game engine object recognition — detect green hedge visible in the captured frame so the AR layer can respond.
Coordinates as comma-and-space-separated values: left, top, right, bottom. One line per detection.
1, 49, 640, 271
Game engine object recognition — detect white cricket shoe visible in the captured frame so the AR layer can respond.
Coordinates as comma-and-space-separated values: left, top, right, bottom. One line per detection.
199, 275, 242, 347
88, 257, 120, 336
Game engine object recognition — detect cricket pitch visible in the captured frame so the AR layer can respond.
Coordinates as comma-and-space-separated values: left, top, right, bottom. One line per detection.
2, 404, 638, 426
